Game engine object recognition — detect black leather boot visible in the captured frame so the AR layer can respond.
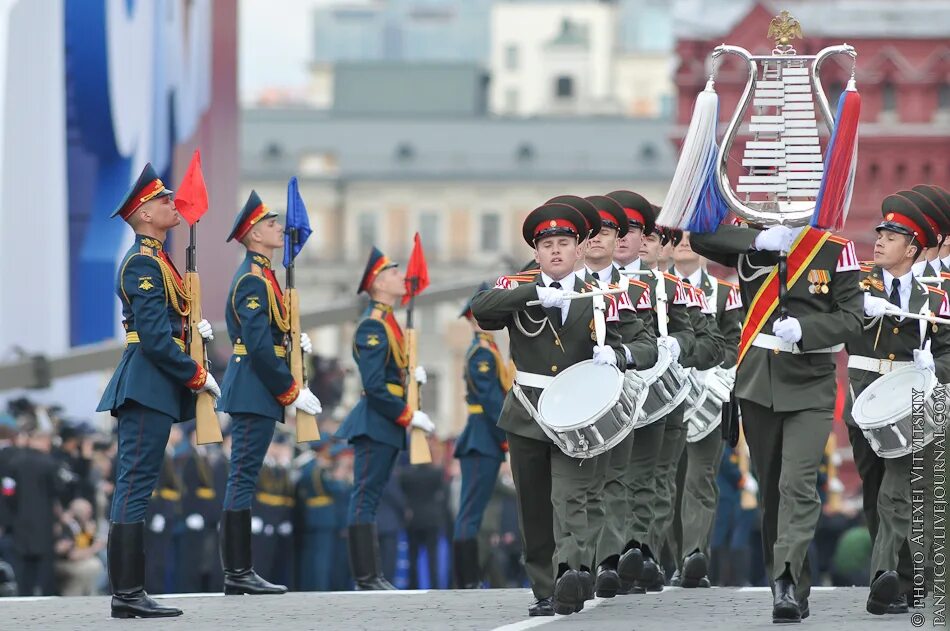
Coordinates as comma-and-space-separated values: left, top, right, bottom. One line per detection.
772, 567, 801, 624
682, 550, 708, 588
347, 523, 396, 590
867, 570, 900, 615
528, 597, 554, 616
108, 521, 182, 619
553, 565, 583, 616
618, 541, 644, 591
595, 555, 621, 598
220, 509, 287, 595
452, 538, 481, 589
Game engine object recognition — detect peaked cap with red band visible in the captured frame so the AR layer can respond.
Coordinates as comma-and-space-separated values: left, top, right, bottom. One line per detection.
228, 190, 277, 243
584, 195, 630, 238
112, 162, 174, 220
877, 194, 937, 249
522, 203, 588, 247
545, 195, 601, 238
912, 185, 950, 234
358, 246, 398, 295
899, 189, 950, 237
605, 190, 656, 236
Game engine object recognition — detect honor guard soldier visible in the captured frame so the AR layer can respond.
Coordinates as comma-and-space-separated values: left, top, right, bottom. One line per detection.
669, 231, 742, 588
579, 195, 657, 598
218, 191, 321, 595
335, 248, 434, 590
919, 185, 950, 270
453, 283, 510, 589
846, 194, 950, 615
691, 218, 863, 623
97, 163, 218, 619
908, 187, 950, 279
471, 203, 627, 617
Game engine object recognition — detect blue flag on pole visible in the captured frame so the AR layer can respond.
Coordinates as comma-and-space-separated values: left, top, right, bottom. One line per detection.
284, 176, 312, 267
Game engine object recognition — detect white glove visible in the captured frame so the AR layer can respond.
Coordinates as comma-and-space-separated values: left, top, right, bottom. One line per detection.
409, 410, 435, 434
753, 225, 796, 252
149, 514, 166, 533
251, 516, 264, 534
196, 319, 214, 341
592, 345, 618, 367
864, 294, 890, 318
185, 513, 205, 531
658, 336, 681, 362
536, 286, 567, 309
743, 476, 759, 494
197, 372, 221, 398
291, 387, 323, 415
300, 332, 313, 354
914, 348, 936, 372
414, 366, 428, 385
772, 317, 802, 344
277, 521, 293, 536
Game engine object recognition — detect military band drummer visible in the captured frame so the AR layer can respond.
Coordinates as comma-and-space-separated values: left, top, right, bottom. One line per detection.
472, 203, 627, 616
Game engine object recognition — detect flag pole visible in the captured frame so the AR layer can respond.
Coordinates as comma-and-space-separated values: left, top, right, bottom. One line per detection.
405, 264, 431, 465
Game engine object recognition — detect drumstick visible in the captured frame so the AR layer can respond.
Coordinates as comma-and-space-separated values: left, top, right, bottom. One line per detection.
525, 287, 627, 307
883, 308, 950, 326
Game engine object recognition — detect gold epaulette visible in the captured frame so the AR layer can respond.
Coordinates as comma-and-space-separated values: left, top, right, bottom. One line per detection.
716, 278, 738, 291
941, 272, 950, 279
926, 285, 947, 297
827, 235, 851, 246
662, 271, 681, 284
859, 264, 873, 273
250, 263, 264, 276
503, 274, 537, 283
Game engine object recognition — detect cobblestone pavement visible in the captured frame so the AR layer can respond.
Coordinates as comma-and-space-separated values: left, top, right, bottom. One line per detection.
2, 587, 926, 631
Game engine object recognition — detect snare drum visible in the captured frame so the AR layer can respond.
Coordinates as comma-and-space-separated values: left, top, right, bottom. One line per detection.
852, 366, 942, 458
686, 367, 733, 443
634, 345, 691, 428
536, 361, 646, 459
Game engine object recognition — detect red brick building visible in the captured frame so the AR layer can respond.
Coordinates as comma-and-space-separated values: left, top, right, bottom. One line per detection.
673, 0, 950, 255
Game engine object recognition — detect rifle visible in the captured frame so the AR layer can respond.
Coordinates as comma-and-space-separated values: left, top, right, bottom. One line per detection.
287, 227, 320, 443
185, 225, 223, 445
406, 278, 431, 465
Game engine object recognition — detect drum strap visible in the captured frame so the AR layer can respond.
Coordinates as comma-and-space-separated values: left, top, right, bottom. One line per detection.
751, 333, 843, 355
652, 270, 669, 337
514, 371, 555, 389
847, 355, 913, 374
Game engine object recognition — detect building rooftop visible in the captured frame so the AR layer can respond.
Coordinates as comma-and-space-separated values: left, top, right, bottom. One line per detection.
243, 108, 675, 181
674, 0, 950, 40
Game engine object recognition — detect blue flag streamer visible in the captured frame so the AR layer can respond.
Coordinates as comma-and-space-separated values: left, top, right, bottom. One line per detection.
283, 176, 312, 267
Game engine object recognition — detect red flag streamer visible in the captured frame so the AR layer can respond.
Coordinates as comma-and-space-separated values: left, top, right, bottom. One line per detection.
402, 232, 430, 305
174, 150, 210, 225
812, 82, 861, 231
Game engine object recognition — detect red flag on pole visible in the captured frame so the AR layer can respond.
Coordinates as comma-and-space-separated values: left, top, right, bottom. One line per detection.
402, 232, 430, 305
175, 150, 210, 225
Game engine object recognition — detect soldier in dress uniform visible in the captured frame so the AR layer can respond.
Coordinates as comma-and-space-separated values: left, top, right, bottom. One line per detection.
97, 163, 219, 618
691, 217, 863, 622
907, 187, 950, 279
605, 191, 696, 595
924, 186, 950, 270
579, 195, 657, 598
218, 191, 322, 595
471, 203, 627, 616
173, 423, 221, 593
452, 283, 510, 589
668, 232, 743, 588
846, 194, 950, 615
646, 225, 724, 588
335, 247, 435, 589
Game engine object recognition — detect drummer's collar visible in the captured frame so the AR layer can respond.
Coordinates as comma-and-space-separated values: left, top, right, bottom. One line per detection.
882, 268, 913, 295
911, 259, 929, 278
943, 253, 950, 268
586, 264, 615, 283
673, 266, 703, 287
615, 257, 640, 271
540, 270, 575, 288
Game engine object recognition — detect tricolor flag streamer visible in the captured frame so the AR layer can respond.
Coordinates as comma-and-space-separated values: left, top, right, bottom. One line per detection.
811, 79, 861, 231
657, 80, 730, 233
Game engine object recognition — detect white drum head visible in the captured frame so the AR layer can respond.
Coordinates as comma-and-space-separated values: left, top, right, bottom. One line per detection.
637, 345, 672, 386
853, 366, 937, 430
538, 361, 623, 431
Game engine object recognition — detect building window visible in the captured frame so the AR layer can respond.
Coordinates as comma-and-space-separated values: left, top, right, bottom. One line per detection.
939, 83, 950, 110
505, 88, 519, 113
419, 211, 440, 257
896, 162, 906, 179
881, 81, 897, 112
357, 212, 377, 251
516, 143, 534, 163
480, 213, 501, 252
395, 142, 415, 162
869, 163, 879, 180
505, 44, 519, 71
555, 76, 574, 99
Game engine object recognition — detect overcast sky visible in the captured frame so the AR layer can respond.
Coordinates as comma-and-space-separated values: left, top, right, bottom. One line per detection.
239, 0, 336, 102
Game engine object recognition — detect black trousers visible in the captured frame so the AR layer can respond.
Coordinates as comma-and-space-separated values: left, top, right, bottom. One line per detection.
407, 527, 441, 589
